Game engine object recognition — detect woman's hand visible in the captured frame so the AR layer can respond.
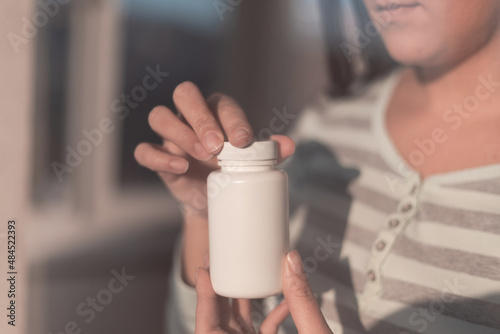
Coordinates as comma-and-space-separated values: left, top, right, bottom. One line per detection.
134, 81, 296, 286
195, 250, 333, 334
134, 81, 295, 216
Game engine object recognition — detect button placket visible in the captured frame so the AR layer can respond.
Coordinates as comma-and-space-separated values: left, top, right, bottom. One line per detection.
362, 228, 395, 307
360, 175, 421, 310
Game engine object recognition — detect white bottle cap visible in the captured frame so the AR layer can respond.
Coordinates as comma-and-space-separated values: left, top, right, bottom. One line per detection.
217, 140, 278, 161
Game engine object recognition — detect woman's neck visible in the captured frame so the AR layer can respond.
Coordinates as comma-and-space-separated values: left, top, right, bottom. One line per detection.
385, 31, 500, 178
409, 32, 500, 118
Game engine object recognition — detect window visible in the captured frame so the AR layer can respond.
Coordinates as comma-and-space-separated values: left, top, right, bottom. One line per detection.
119, 0, 227, 187
32, 0, 72, 203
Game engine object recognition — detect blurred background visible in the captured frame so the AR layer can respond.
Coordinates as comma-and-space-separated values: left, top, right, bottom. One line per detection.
1, 0, 331, 333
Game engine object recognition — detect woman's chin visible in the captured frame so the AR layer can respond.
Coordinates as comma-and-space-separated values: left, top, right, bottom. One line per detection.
385, 51, 429, 67
383, 40, 444, 68
385, 41, 476, 73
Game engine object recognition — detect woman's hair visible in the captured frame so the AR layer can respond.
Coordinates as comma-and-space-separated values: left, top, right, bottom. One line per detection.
319, 0, 397, 96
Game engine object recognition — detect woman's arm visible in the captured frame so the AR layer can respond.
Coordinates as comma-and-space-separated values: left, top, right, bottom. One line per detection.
181, 209, 209, 286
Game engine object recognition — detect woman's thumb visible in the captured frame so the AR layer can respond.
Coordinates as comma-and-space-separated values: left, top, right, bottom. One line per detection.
282, 250, 333, 334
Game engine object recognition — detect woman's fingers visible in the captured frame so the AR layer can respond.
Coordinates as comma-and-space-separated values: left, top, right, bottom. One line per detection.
195, 267, 223, 333
270, 134, 295, 164
173, 82, 225, 154
259, 299, 290, 334
148, 105, 213, 161
195, 267, 243, 333
148, 82, 294, 167
134, 143, 189, 174
282, 250, 333, 334
207, 93, 253, 147
163, 139, 188, 158
231, 299, 254, 331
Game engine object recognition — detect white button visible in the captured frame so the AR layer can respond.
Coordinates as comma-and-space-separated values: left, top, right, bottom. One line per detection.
388, 218, 400, 228
376, 240, 386, 251
400, 202, 413, 213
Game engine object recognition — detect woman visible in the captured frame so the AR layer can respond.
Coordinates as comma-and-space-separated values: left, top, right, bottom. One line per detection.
135, 0, 500, 333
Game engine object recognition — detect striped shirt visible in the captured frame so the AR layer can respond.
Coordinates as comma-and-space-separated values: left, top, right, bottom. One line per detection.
167, 70, 500, 334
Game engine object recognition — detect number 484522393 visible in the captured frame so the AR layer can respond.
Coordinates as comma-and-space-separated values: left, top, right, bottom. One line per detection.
7, 220, 16, 271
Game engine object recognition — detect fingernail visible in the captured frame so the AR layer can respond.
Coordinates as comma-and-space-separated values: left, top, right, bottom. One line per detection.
287, 250, 304, 275
204, 131, 223, 153
169, 159, 189, 173
233, 128, 250, 145
194, 142, 213, 161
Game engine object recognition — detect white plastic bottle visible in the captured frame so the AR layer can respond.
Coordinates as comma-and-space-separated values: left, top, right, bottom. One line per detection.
207, 140, 289, 298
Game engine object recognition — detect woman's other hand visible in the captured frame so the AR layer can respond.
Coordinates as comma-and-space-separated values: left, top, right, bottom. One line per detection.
194, 250, 333, 334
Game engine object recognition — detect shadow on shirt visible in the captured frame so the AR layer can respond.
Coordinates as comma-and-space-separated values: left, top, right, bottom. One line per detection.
285, 140, 366, 332
281, 141, 500, 334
